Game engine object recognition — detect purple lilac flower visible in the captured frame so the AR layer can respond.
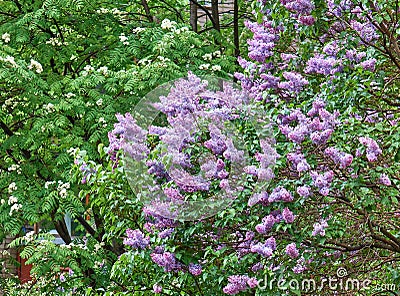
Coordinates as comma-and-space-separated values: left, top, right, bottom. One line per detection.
189, 263, 202, 276
324, 147, 353, 168
150, 251, 182, 272
358, 136, 382, 162
251, 262, 264, 272
250, 242, 274, 257
310, 170, 334, 196
153, 284, 162, 293
123, 229, 150, 249
278, 71, 309, 93
281, 0, 315, 14
297, 185, 312, 197
163, 188, 184, 200
286, 243, 299, 258
312, 220, 329, 236
299, 15, 315, 26
379, 173, 391, 186
350, 20, 379, 43
158, 228, 174, 239
223, 275, 256, 295
287, 151, 311, 172
359, 58, 377, 71
269, 187, 294, 202
282, 208, 295, 223
305, 54, 340, 75
245, 20, 278, 63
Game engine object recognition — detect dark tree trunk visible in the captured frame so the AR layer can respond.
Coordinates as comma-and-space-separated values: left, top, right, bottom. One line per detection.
141, 0, 153, 22
190, 1, 198, 32
211, 0, 220, 31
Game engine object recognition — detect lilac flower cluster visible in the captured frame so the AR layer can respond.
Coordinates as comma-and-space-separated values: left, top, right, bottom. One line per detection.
312, 219, 329, 236
153, 284, 162, 293
279, 100, 339, 145
285, 243, 299, 258
123, 229, 150, 249
108, 113, 149, 161
287, 151, 311, 172
250, 236, 276, 257
379, 173, 391, 186
350, 20, 380, 44
188, 263, 202, 276
255, 214, 277, 234
282, 207, 295, 223
278, 72, 309, 93
358, 136, 382, 162
324, 147, 353, 168
223, 275, 258, 295
269, 186, 294, 202
245, 20, 278, 63
280, 0, 315, 25
310, 170, 334, 196
150, 251, 182, 272
297, 185, 312, 197
305, 54, 340, 75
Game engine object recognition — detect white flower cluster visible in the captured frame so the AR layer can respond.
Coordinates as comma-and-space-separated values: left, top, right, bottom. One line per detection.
43, 102, 55, 113
119, 33, 129, 45
212, 65, 221, 71
173, 26, 189, 34
202, 53, 212, 61
96, 98, 103, 106
96, 7, 125, 15
67, 147, 78, 156
97, 66, 108, 75
82, 65, 94, 76
8, 182, 17, 193
0, 55, 18, 67
7, 195, 22, 216
28, 59, 43, 73
98, 117, 107, 127
2, 98, 18, 110
46, 37, 68, 46
65, 92, 76, 99
57, 181, 70, 198
2, 32, 10, 43
8, 164, 22, 174
132, 27, 146, 34
199, 63, 210, 70
161, 19, 177, 30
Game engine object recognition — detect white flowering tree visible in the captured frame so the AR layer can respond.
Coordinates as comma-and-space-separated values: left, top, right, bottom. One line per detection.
0, 0, 245, 291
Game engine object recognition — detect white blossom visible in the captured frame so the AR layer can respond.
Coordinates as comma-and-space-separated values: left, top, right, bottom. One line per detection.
96, 99, 103, 106
28, 59, 43, 73
202, 53, 212, 61
161, 19, 176, 30
1, 55, 18, 67
65, 92, 76, 98
132, 27, 146, 34
199, 63, 210, 70
8, 195, 18, 205
97, 66, 108, 75
8, 182, 17, 193
211, 65, 222, 72
2, 32, 10, 43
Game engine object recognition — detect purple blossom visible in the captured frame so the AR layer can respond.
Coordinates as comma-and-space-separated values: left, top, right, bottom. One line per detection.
350, 20, 379, 43
299, 15, 315, 26
310, 170, 334, 196
223, 275, 256, 295
286, 243, 299, 258
281, 0, 315, 14
358, 136, 382, 162
379, 173, 391, 186
278, 72, 309, 93
297, 185, 311, 197
359, 58, 377, 71
150, 251, 182, 272
251, 262, 264, 272
158, 228, 174, 239
123, 229, 150, 249
189, 263, 202, 276
324, 147, 353, 168
153, 284, 162, 293
269, 186, 294, 202
312, 220, 329, 236
245, 20, 278, 63
305, 54, 340, 75
282, 208, 295, 223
